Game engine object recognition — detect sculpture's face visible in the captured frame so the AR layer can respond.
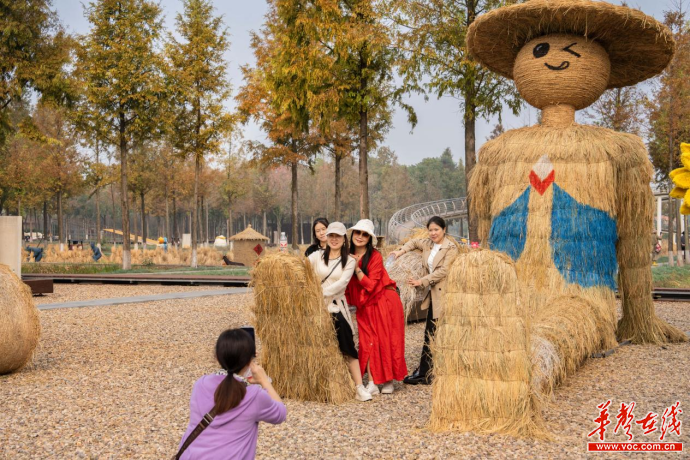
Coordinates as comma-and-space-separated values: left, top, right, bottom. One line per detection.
513, 34, 611, 110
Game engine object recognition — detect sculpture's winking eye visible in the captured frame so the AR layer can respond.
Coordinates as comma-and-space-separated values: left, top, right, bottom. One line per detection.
563, 43, 581, 57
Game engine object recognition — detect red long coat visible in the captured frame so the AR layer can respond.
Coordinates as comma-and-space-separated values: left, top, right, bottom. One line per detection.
346, 250, 408, 384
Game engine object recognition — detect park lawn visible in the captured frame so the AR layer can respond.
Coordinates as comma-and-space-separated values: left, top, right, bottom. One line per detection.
652, 264, 690, 288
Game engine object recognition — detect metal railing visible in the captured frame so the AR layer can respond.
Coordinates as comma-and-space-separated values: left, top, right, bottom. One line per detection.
387, 197, 468, 244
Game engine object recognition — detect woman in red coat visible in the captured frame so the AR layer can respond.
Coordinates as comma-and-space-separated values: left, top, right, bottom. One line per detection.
346, 219, 407, 395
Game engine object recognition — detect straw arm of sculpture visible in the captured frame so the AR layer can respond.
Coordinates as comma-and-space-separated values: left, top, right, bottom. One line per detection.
614, 141, 688, 344
467, 161, 493, 244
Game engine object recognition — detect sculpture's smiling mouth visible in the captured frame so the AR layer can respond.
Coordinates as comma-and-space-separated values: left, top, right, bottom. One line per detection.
545, 61, 570, 71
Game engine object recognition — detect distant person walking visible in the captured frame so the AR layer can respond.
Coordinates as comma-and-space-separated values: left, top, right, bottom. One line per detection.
304, 218, 329, 257
346, 219, 407, 396
307, 222, 372, 402
390, 216, 458, 385
175, 329, 286, 460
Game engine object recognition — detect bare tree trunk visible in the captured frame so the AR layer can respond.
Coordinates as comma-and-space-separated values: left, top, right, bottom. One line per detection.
227, 209, 232, 240
676, 202, 684, 267
110, 182, 116, 245
465, 96, 478, 242
262, 211, 267, 237
119, 113, 131, 270
685, 215, 690, 263
300, 213, 304, 245
43, 201, 48, 242
205, 196, 210, 247
57, 191, 64, 251
132, 192, 138, 251
334, 154, 342, 220
172, 194, 178, 245
191, 154, 200, 268
359, 108, 369, 219
165, 182, 170, 243
140, 190, 146, 250
291, 160, 299, 250
668, 199, 676, 267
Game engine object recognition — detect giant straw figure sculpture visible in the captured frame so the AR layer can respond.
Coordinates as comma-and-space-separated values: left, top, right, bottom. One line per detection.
430, 0, 688, 436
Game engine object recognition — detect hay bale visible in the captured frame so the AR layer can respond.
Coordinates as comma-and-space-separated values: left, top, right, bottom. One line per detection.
0, 264, 41, 374
386, 251, 427, 319
251, 252, 355, 404
428, 250, 546, 438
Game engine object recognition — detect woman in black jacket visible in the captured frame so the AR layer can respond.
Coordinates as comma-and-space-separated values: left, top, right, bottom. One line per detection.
304, 218, 329, 257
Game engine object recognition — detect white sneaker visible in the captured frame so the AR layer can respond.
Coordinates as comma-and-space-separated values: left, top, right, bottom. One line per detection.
356, 384, 373, 402
381, 381, 395, 394
365, 381, 380, 396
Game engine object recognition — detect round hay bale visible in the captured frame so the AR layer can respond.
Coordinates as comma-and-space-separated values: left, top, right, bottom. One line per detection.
0, 264, 41, 374
250, 252, 355, 404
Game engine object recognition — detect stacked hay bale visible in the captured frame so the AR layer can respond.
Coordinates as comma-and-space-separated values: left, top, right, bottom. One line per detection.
428, 250, 545, 437
251, 252, 354, 403
230, 225, 269, 266
0, 264, 41, 374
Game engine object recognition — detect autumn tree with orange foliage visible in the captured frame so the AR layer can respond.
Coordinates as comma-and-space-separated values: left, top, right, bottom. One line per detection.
237, 1, 324, 249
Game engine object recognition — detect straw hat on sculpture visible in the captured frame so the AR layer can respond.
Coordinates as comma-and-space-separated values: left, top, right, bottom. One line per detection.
429, 0, 688, 437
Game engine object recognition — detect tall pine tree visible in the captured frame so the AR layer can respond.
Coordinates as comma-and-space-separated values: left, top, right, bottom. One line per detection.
77, 0, 166, 269
166, 0, 233, 267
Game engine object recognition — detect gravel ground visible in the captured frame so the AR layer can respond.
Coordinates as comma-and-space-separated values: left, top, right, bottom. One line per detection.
1, 291, 688, 459
32, 284, 222, 305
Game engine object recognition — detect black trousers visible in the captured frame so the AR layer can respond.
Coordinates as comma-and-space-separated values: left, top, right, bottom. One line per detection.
418, 301, 436, 378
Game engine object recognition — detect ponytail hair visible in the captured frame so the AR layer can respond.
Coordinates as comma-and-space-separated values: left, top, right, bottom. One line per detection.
213, 329, 256, 414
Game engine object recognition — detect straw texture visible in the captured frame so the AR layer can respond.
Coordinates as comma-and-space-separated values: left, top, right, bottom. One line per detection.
470, 124, 687, 345
229, 225, 269, 241
250, 252, 355, 404
459, 121, 687, 437
467, 0, 675, 89
514, 34, 610, 110
0, 264, 41, 375
428, 250, 547, 438
386, 251, 428, 319
34, 246, 230, 266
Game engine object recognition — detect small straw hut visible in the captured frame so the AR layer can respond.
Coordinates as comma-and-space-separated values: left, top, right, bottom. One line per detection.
229, 225, 269, 266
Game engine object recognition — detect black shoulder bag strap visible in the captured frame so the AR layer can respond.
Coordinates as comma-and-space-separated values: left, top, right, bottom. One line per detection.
321, 261, 340, 284
173, 407, 218, 460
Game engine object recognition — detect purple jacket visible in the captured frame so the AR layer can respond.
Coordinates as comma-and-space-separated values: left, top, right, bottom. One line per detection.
179, 375, 287, 459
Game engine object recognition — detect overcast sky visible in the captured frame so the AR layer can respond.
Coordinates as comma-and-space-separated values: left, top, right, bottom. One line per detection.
53, 0, 671, 165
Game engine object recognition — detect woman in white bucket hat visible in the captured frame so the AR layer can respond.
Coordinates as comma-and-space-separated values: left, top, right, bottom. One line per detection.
346, 219, 407, 395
